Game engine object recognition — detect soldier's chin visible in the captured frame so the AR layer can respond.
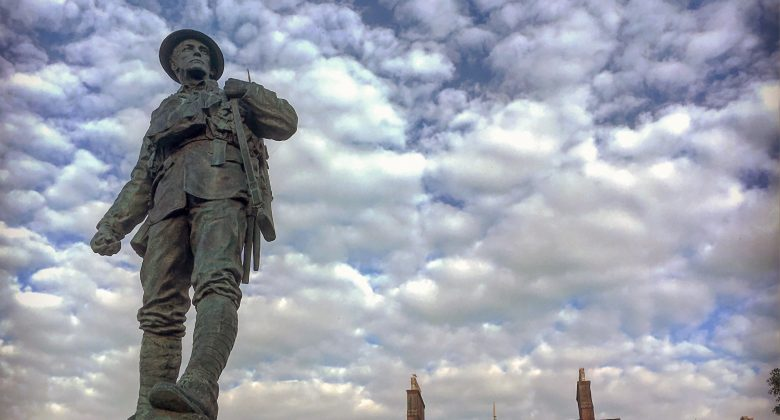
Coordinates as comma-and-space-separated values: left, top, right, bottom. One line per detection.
186, 67, 208, 80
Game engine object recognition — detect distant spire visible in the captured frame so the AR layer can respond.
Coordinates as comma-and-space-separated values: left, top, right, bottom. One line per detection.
576, 368, 595, 420
493, 401, 497, 420
411, 374, 420, 391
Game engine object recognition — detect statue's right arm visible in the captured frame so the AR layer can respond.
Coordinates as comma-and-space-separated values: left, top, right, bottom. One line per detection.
91, 98, 176, 256
95, 136, 154, 240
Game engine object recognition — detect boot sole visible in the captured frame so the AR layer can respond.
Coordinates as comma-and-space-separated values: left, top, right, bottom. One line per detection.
149, 383, 209, 417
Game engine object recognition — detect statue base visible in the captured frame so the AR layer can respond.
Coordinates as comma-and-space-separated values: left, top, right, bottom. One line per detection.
132, 408, 209, 420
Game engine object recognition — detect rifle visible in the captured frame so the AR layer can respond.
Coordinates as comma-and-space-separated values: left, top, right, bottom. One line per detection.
233, 69, 263, 283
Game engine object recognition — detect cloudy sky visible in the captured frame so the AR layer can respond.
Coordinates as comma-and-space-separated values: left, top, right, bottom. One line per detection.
0, 0, 778, 419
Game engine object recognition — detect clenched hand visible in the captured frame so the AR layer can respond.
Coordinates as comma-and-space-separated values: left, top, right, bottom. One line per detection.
90, 226, 122, 256
224, 78, 250, 99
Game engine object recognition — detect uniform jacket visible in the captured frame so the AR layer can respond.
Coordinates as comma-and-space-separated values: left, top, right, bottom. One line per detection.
97, 79, 297, 254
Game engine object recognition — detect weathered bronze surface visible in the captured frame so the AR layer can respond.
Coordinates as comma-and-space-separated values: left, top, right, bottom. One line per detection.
91, 29, 297, 420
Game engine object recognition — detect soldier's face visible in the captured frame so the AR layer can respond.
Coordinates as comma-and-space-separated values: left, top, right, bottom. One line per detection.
171, 39, 211, 80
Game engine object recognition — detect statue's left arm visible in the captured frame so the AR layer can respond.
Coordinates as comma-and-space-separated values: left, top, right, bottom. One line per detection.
225, 78, 298, 140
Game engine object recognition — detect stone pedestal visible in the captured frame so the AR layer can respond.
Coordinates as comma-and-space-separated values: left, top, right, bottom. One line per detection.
135, 408, 209, 420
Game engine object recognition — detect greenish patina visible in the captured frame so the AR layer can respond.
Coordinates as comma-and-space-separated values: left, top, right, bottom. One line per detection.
90, 29, 297, 420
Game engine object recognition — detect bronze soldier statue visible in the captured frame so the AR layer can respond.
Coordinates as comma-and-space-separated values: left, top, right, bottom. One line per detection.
90, 29, 297, 419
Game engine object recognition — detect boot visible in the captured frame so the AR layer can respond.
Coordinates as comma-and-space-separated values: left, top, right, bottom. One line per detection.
128, 333, 182, 420
149, 294, 238, 419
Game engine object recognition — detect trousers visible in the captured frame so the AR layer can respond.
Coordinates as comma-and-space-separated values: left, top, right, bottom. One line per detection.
137, 194, 246, 337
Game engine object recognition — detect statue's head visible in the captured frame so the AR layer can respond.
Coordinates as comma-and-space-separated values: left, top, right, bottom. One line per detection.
159, 29, 224, 83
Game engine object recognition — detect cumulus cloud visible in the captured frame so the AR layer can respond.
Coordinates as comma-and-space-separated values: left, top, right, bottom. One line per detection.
488, 6, 617, 97
392, 0, 472, 41
0, 111, 74, 161
380, 47, 455, 81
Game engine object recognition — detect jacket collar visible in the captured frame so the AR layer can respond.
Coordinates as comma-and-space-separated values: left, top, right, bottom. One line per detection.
177, 79, 220, 95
